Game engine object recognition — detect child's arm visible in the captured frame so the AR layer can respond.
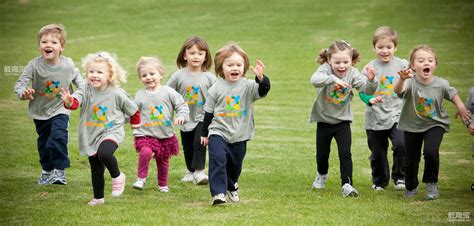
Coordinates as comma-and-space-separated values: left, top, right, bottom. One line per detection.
14, 62, 35, 100
394, 69, 413, 95
250, 59, 271, 97
172, 91, 190, 126
72, 68, 86, 90
310, 63, 351, 89
451, 94, 471, 125
130, 111, 141, 129
359, 92, 384, 106
60, 88, 79, 109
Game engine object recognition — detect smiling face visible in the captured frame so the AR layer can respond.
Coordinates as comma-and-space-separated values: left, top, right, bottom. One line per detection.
411, 49, 437, 83
38, 33, 64, 65
184, 45, 206, 71
139, 65, 163, 91
86, 61, 111, 91
329, 50, 352, 77
374, 38, 396, 63
222, 52, 245, 83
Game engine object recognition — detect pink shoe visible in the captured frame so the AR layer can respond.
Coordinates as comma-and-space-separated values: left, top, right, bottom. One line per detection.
111, 173, 126, 197
88, 198, 105, 206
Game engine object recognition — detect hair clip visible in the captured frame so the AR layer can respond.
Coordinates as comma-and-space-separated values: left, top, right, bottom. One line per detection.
341, 40, 351, 47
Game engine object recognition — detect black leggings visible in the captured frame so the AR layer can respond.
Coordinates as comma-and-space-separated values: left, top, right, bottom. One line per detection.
88, 140, 120, 199
180, 122, 206, 171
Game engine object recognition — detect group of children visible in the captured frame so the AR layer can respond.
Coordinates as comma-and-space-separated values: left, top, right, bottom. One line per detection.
14, 24, 471, 206
309, 27, 472, 200
14, 24, 270, 206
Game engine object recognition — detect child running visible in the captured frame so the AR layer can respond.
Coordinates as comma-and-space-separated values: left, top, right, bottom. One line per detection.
394, 45, 470, 200
201, 43, 271, 205
61, 51, 140, 206
132, 56, 189, 192
310, 40, 378, 197
14, 24, 85, 185
167, 36, 216, 185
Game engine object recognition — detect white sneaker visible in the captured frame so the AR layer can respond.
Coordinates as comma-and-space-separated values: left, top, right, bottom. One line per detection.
342, 183, 359, 197
133, 178, 146, 190
158, 186, 169, 193
181, 170, 194, 182
394, 179, 406, 190
111, 173, 126, 197
193, 170, 209, 185
227, 190, 240, 202
211, 193, 226, 205
312, 173, 328, 189
371, 184, 384, 191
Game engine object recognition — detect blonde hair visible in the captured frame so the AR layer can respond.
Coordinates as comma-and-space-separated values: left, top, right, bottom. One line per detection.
82, 51, 127, 87
214, 42, 249, 78
135, 56, 164, 79
176, 36, 212, 71
37, 24, 67, 47
409, 44, 438, 67
372, 26, 399, 47
316, 40, 360, 65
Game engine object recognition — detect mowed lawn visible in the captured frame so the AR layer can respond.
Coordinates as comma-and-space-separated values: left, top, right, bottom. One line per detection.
0, 0, 473, 224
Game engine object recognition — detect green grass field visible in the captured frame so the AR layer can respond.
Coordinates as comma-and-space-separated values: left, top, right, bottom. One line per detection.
1, 0, 473, 224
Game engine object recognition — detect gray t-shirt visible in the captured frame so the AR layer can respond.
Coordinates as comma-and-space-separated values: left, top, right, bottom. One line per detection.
362, 57, 408, 130
14, 56, 85, 120
133, 86, 189, 139
166, 68, 216, 131
204, 77, 263, 143
398, 76, 457, 133
310, 63, 378, 124
73, 84, 138, 156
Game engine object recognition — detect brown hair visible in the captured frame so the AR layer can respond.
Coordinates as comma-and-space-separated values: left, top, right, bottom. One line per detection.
408, 44, 438, 68
37, 24, 67, 47
316, 40, 360, 65
372, 26, 399, 47
214, 43, 250, 78
176, 36, 212, 71
136, 56, 164, 79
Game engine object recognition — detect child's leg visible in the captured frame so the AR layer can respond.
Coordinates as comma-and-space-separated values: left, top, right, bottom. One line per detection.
226, 141, 247, 191
97, 140, 120, 178
34, 119, 53, 171
334, 122, 352, 186
316, 122, 334, 175
192, 122, 207, 171
404, 131, 423, 191
180, 130, 195, 172
421, 126, 444, 184
389, 126, 405, 183
156, 154, 170, 187
208, 135, 229, 196
155, 135, 179, 187
137, 146, 153, 179
47, 114, 70, 170
367, 129, 390, 187
88, 155, 105, 199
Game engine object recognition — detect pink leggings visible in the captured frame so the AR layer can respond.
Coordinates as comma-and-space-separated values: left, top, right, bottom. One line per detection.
134, 135, 179, 187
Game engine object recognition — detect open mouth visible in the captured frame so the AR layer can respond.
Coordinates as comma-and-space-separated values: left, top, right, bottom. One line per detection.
230, 72, 239, 76
45, 50, 53, 53
423, 68, 430, 73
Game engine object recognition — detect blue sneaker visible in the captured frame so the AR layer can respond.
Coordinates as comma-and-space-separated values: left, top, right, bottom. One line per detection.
38, 170, 52, 185
425, 183, 439, 200
49, 169, 67, 185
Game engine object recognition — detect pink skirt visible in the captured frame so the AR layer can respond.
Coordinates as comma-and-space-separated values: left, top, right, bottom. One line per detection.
134, 135, 179, 159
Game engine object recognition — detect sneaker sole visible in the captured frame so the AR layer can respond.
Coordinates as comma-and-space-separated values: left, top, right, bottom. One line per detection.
51, 180, 67, 185
133, 186, 144, 190
194, 178, 209, 185
212, 199, 226, 205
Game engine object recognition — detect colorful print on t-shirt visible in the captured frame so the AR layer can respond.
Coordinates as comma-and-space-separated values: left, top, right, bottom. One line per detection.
39, 80, 61, 98
416, 97, 437, 118
324, 86, 351, 105
185, 86, 204, 106
144, 105, 171, 127
216, 95, 248, 117
84, 104, 113, 128
375, 75, 396, 96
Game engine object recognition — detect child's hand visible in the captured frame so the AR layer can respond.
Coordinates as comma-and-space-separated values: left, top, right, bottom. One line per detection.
456, 107, 472, 125
398, 69, 413, 80
174, 116, 185, 125
200, 137, 208, 146
369, 96, 384, 105
131, 124, 141, 129
250, 59, 265, 81
60, 88, 73, 108
334, 78, 351, 89
469, 124, 474, 135
20, 88, 35, 100
366, 66, 377, 82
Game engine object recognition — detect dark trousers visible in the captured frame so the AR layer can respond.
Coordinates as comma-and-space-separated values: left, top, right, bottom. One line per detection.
367, 124, 405, 187
180, 122, 206, 171
404, 126, 444, 191
88, 140, 120, 199
208, 135, 247, 196
33, 114, 70, 171
316, 121, 353, 186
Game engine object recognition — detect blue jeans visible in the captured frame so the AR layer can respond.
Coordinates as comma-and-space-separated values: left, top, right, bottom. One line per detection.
208, 135, 247, 196
33, 114, 70, 170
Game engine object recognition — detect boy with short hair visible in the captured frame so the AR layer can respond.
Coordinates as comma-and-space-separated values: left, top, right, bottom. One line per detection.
14, 24, 85, 185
